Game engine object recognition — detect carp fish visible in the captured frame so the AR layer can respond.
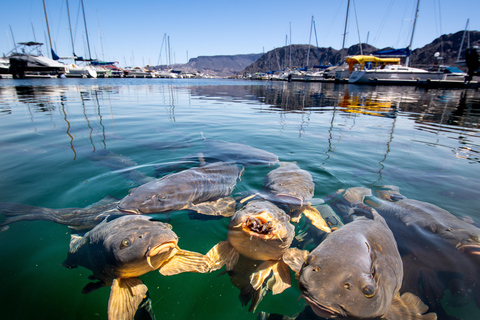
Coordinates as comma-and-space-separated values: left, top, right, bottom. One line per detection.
296, 208, 436, 320
326, 186, 480, 318
262, 162, 331, 233
118, 161, 242, 216
206, 200, 307, 311
0, 196, 121, 232
62, 215, 212, 320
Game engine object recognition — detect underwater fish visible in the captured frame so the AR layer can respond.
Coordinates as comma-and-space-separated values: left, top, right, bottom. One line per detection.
118, 162, 242, 216
297, 208, 436, 320
0, 196, 121, 232
207, 200, 307, 312
327, 186, 480, 318
63, 215, 211, 320
85, 149, 154, 186
201, 139, 279, 166
263, 162, 331, 233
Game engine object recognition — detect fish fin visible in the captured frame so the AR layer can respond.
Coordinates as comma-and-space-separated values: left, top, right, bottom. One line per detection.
81, 280, 108, 294
205, 240, 239, 271
68, 233, 87, 254
85, 196, 119, 209
316, 205, 344, 230
302, 206, 331, 233
270, 261, 292, 295
250, 261, 276, 291
108, 278, 148, 320
188, 197, 236, 217
386, 292, 437, 320
282, 248, 308, 275
158, 248, 212, 275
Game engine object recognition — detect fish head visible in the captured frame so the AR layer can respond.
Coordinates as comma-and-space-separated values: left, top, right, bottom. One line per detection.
118, 182, 188, 214
227, 200, 294, 261
325, 187, 374, 222
102, 215, 178, 278
265, 163, 315, 206
375, 185, 404, 202
298, 234, 392, 319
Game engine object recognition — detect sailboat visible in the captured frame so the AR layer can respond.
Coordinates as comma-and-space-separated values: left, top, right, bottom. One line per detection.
347, 0, 466, 85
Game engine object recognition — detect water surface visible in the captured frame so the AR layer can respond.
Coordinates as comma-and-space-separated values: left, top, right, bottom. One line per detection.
0, 78, 479, 319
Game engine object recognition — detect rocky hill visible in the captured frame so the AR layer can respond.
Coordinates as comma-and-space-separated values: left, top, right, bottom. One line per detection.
157, 53, 262, 77
409, 30, 480, 67
153, 30, 479, 77
241, 30, 480, 74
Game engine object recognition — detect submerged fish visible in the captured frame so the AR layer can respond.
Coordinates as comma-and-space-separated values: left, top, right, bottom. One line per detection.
207, 200, 306, 312
263, 162, 331, 233
85, 149, 154, 186
327, 186, 480, 318
0, 196, 121, 232
63, 215, 211, 320
201, 139, 279, 166
297, 208, 436, 320
118, 162, 242, 216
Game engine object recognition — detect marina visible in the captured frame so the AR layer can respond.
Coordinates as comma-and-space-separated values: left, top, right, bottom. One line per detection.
0, 78, 479, 319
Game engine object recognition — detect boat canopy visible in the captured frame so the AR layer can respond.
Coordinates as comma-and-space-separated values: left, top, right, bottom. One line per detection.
372, 47, 411, 57
345, 55, 400, 71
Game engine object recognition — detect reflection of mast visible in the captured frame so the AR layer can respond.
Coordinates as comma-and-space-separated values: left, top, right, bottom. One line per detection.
376, 108, 397, 183
61, 99, 77, 160
81, 91, 95, 152
93, 91, 106, 149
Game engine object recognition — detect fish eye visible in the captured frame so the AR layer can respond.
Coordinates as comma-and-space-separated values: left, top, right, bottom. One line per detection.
157, 195, 167, 202
120, 238, 132, 249
362, 284, 376, 298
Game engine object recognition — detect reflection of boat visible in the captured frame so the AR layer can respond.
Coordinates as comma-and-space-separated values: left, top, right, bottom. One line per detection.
338, 91, 396, 118
8, 42, 67, 79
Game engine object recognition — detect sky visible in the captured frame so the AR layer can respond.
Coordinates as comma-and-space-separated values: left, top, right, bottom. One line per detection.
1, 0, 479, 68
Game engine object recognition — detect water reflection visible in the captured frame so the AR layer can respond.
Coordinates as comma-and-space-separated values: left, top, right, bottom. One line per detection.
1, 81, 479, 162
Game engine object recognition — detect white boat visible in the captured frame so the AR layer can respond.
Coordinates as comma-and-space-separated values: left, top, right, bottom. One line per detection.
8, 42, 67, 78
65, 63, 97, 78
0, 57, 10, 77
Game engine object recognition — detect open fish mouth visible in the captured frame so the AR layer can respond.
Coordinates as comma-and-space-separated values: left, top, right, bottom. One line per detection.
301, 294, 345, 319
146, 241, 177, 269
242, 211, 277, 239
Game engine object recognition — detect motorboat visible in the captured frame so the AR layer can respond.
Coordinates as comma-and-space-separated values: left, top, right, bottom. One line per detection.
65, 63, 97, 78
8, 42, 67, 78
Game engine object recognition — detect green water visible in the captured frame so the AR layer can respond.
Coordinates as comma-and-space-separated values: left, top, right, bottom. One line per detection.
0, 78, 479, 319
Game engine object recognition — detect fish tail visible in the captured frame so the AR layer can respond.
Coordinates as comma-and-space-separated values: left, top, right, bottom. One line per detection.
0, 203, 61, 230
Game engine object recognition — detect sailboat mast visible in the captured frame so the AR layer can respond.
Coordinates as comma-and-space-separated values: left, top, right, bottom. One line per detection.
306, 16, 314, 69
42, 0, 54, 59
81, 0, 92, 60
406, 0, 420, 67
457, 19, 469, 62
341, 0, 350, 52
66, 0, 76, 57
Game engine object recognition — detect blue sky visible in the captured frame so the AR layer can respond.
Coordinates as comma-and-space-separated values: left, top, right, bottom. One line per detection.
1, 0, 478, 67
